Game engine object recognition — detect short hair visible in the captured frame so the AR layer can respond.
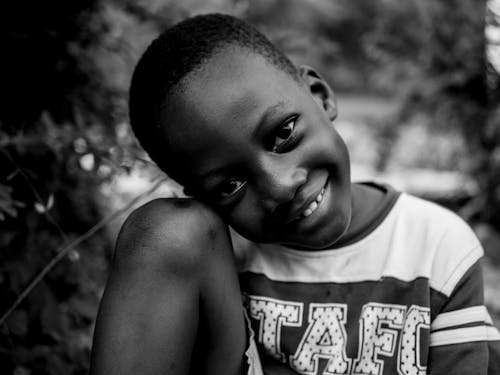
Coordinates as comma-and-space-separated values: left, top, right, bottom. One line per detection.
129, 13, 299, 175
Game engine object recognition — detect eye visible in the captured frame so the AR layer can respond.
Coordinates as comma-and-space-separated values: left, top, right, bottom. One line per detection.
215, 179, 246, 199
272, 117, 296, 152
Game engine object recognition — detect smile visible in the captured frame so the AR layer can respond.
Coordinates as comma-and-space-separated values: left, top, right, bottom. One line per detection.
292, 175, 331, 222
300, 186, 325, 218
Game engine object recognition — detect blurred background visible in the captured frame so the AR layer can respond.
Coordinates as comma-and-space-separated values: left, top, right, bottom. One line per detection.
0, 0, 499, 373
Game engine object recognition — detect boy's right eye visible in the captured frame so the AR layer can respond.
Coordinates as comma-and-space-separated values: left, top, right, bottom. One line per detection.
214, 179, 246, 199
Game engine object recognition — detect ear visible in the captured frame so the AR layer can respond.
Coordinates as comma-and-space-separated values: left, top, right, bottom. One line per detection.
299, 65, 337, 122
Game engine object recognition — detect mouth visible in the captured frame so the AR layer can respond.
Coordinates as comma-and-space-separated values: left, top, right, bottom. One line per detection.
299, 186, 325, 218
292, 179, 329, 222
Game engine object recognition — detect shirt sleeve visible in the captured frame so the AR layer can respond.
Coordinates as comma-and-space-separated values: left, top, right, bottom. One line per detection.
428, 259, 500, 375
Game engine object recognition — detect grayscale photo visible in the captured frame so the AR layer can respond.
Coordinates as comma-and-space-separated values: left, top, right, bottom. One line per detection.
1, 0, 499, 374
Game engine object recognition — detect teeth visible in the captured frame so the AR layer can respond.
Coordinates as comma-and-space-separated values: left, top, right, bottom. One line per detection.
316, 191, 324, 203
301, 188, 325, 218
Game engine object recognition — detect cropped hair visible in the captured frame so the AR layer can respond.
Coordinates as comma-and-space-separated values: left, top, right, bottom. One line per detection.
129, 13, 299, 174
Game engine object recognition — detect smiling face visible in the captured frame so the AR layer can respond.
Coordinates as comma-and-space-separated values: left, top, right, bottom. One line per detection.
160, 45, 352, 249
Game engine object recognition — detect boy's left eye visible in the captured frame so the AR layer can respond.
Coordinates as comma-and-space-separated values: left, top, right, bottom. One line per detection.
272, 118, 296, 152
214, 179, 246, 200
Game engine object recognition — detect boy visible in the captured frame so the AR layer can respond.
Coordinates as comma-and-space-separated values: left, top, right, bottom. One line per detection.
90, 14, 500, 375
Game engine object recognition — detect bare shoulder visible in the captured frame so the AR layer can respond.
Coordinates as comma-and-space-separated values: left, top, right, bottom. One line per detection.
114, 198, 229, 272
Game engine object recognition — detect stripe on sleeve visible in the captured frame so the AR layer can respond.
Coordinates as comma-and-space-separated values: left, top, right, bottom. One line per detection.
438, 245, 483, 297
430, 325, 500, 346
431, 305, 489, 331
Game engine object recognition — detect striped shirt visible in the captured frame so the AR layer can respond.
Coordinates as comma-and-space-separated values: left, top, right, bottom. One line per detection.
232, 186, 500, 375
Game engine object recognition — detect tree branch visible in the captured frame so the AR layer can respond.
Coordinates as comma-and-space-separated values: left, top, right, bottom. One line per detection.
0, 176, 167, 325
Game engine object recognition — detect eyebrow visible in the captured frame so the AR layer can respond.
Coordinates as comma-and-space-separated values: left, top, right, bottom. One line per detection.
251, 100, 287, 140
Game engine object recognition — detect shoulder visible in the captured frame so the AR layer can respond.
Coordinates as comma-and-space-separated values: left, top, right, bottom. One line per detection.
115, 198, 228, 271
397, 193, 464, 225
396, 193, 483, 295
121, 197, 225, 243
395, 193, 480, 246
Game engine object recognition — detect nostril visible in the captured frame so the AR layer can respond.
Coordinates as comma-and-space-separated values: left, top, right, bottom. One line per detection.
261, 178, 307, 214
260, 185, 295, 213
289, 169, 308, 198
261, 197, 280, 213
256, 164, 307, 212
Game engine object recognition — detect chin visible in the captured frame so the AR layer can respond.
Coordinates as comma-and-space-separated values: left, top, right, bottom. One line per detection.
293, 203, 352, 250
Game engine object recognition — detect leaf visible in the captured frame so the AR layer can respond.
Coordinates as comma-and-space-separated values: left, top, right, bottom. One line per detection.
68, 249, 80, 262
34, 202, 46, 213
46, 194, 54, 210
34, 194, 54, 214
6, 169, 20, 180
0, 183, 25, 220
1, 204, 18, 217
79, 153, 95, 171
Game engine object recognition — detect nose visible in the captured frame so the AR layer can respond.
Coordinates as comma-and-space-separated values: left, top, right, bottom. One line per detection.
257, 162, 307, 212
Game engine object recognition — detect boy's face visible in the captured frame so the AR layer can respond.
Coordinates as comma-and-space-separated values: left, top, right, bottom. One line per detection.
160, 45, 352, 249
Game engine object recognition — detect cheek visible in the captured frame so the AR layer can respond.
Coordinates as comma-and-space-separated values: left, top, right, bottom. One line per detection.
227, 199, 259, 235
306, 125, 348, 164
226, 196, 275, 242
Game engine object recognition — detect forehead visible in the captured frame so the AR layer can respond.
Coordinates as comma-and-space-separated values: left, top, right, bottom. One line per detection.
159, 46, 305, 182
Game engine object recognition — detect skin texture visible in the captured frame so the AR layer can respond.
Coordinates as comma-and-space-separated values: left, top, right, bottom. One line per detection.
90, 44, 386, 374
162, 45, 382, 249
90, 199, 247, 375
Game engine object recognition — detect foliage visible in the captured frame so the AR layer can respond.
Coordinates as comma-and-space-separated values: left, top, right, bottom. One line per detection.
0, 1, 147, 373
365, 0, 500, 231
0, 0, 497, 373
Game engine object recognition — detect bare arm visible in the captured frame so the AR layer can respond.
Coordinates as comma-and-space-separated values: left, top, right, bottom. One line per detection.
90, 198, 247, 375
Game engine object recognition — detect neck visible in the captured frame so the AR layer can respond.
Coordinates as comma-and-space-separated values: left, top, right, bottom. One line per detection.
332, 183, 386, 248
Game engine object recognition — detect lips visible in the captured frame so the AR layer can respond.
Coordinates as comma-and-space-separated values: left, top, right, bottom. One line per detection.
287, 177, 329, 223
300, 186, 325, 217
